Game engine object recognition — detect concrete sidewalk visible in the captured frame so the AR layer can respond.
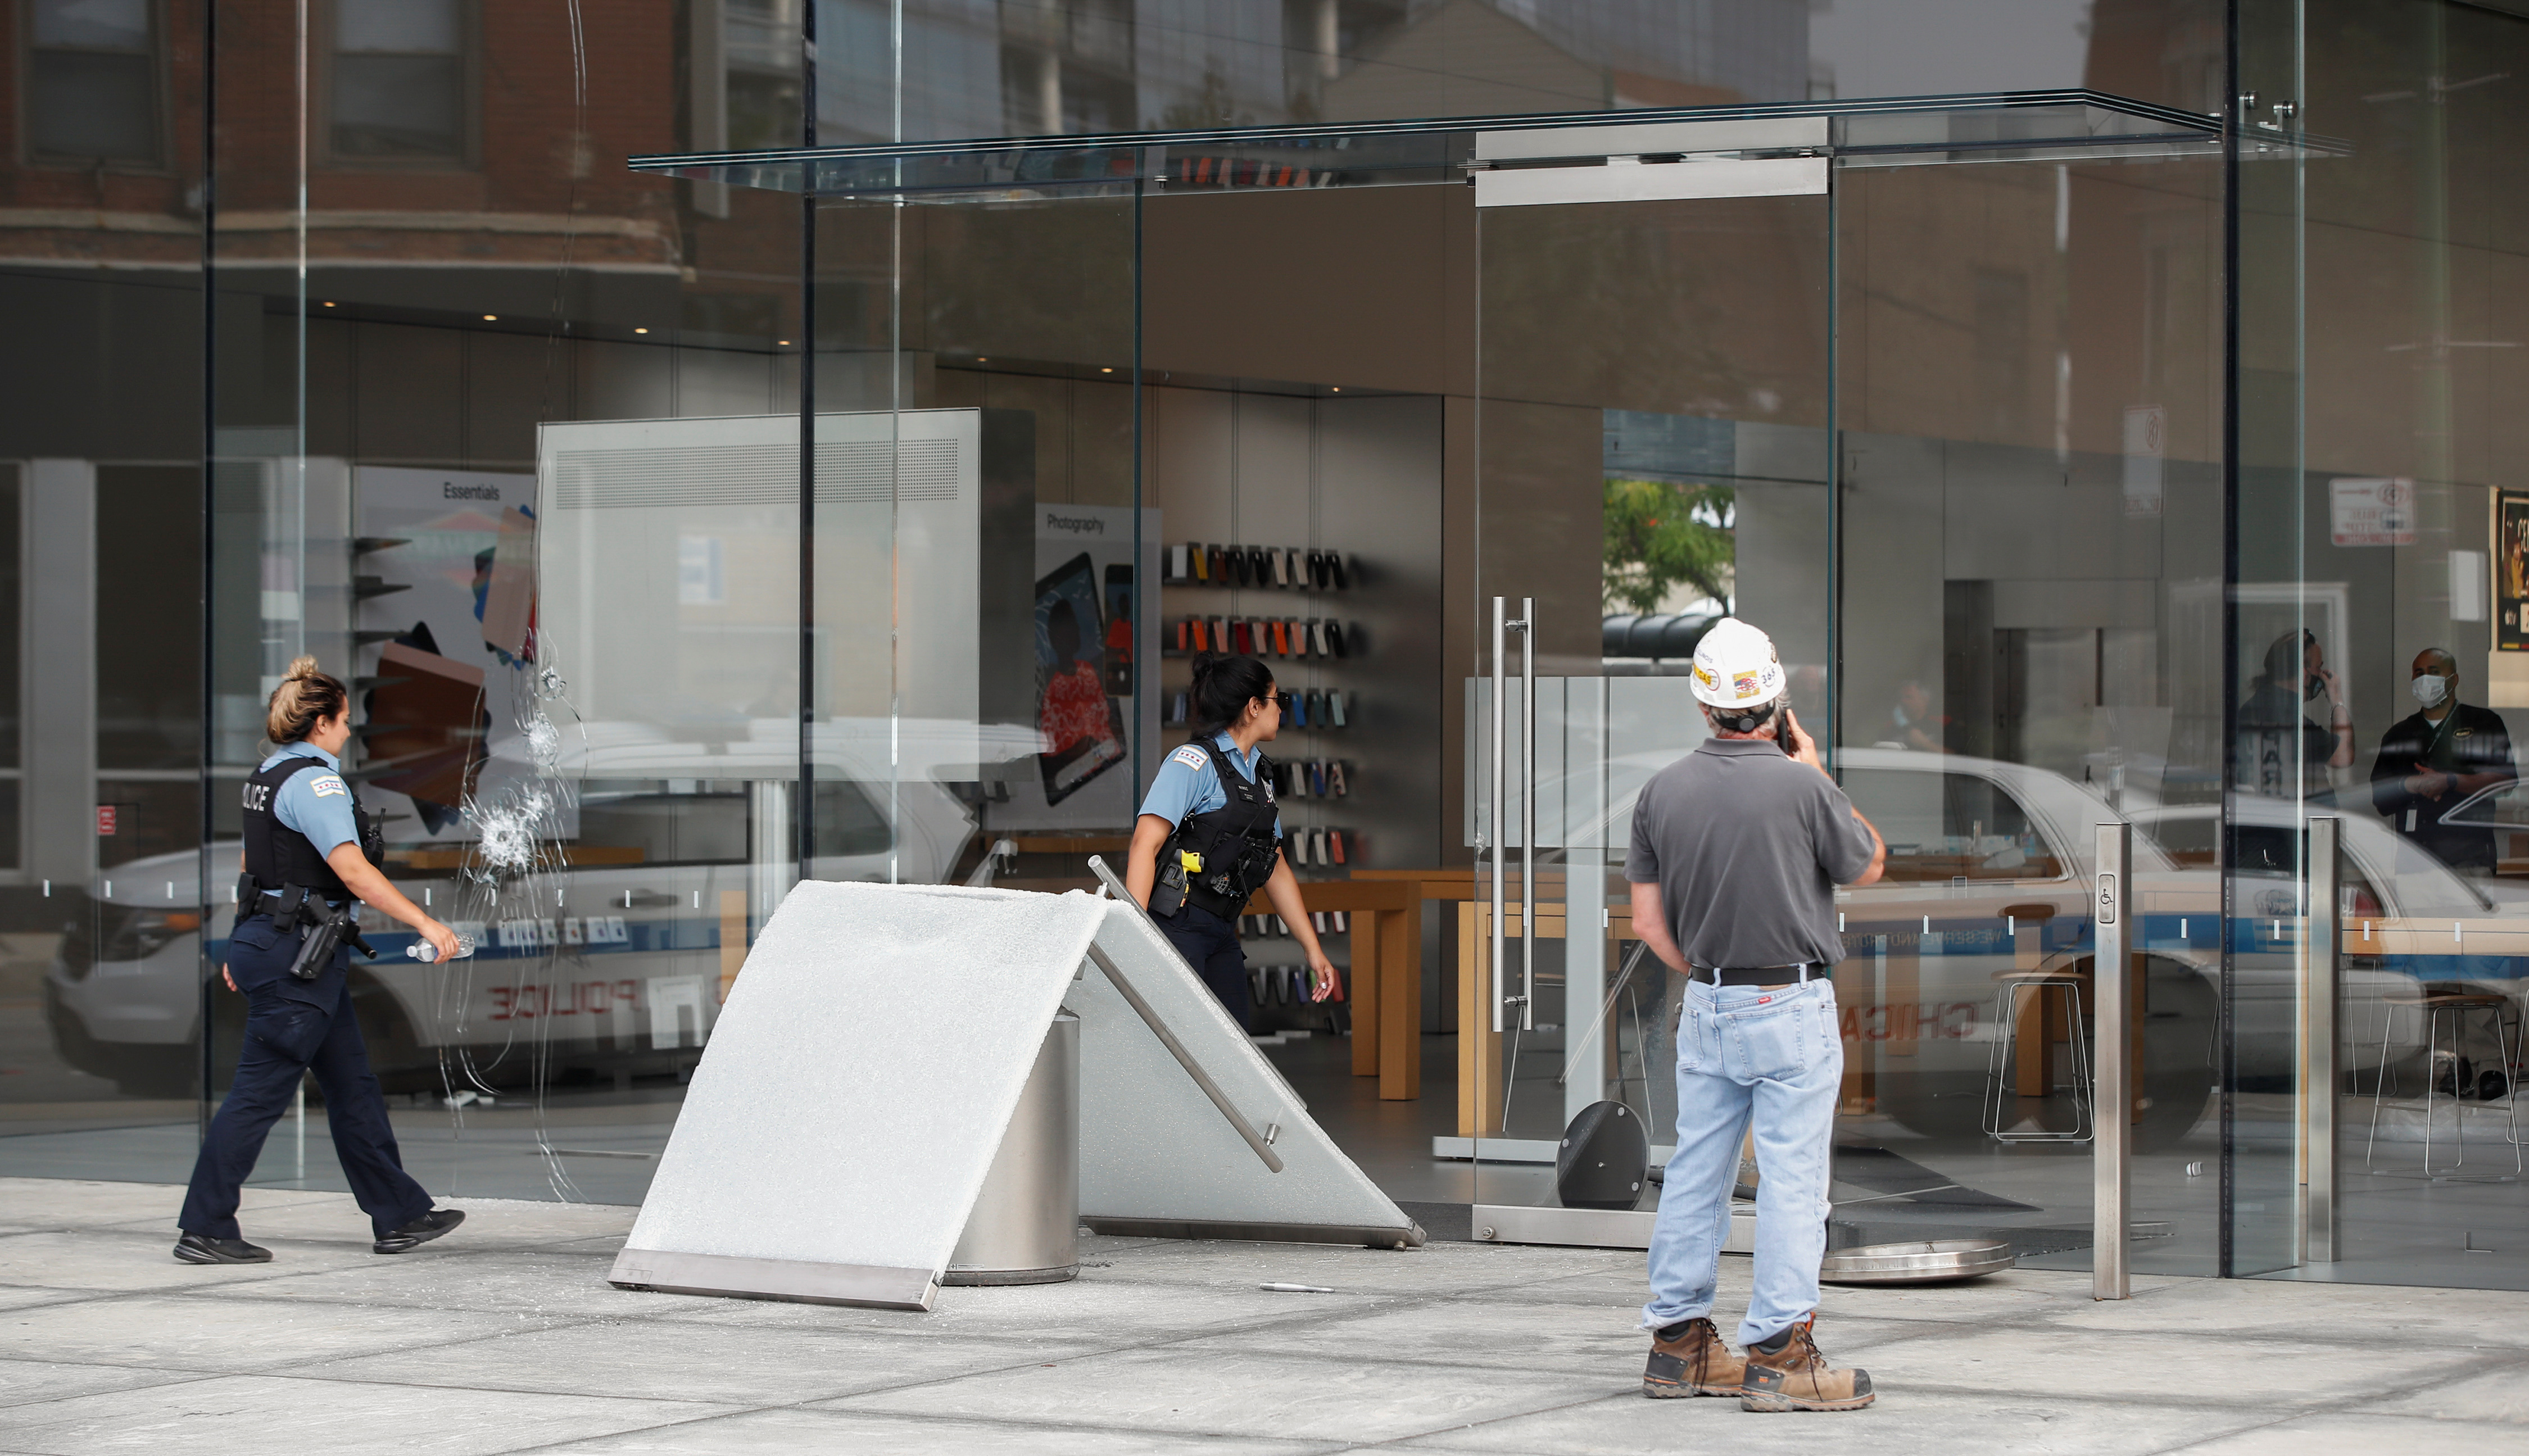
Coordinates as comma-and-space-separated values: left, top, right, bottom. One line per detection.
0, 1177, 2519, 1454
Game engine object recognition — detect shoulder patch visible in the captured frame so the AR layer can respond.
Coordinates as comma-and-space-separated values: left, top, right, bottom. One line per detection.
307, 774, 350, 798
1168, 745, 1210, 769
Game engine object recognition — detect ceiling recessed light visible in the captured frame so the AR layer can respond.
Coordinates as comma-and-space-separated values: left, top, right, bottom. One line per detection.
1331, 386, 1341, 392
322, 301, 336, 307
976, 357, 988, 362
482, 314, 497, 321
779, 339, 791, 346
1100, 366, 1114, 373
634, 326, 649, 334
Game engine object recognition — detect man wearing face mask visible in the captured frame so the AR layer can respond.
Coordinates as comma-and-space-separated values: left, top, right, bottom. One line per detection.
2370, 648, 2516, 872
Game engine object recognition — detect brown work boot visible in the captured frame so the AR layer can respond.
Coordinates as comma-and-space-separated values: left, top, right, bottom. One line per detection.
1738, 1315, 1873, 1412
1642, 1317, 1746, 1398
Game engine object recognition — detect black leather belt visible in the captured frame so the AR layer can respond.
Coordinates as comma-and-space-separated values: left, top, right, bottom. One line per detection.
1692, 963, 1819, 987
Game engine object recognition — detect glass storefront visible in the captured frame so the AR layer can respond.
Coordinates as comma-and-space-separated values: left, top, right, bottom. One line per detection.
3, 0, 2525, 1294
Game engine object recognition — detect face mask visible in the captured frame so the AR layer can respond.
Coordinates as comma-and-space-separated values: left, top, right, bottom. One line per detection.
2413, 673, 2451, 707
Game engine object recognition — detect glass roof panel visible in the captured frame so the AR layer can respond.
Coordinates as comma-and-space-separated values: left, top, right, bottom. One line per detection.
629, 89, 2328, 199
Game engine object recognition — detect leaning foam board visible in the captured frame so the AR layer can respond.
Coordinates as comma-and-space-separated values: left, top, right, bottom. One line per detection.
609, 880, 1108, 1311
1074, 897, 1422, 1247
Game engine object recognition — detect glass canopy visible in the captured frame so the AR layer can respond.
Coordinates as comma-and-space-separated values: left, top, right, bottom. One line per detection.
627, 88, 2259, 199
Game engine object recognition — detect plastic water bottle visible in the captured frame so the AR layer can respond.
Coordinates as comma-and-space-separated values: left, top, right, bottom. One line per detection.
405, 935, 477, 963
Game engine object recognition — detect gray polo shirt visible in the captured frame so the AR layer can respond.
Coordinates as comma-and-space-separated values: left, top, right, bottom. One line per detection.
1624, 737, 1878, 969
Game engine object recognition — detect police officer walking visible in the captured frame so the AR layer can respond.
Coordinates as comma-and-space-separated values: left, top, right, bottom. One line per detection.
1628, 620, 1887, 1413
174, 656, 468, 1264
1123, 652, 1337, 1029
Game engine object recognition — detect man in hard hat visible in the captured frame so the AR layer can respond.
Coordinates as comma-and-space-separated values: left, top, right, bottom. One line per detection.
1629, 617, 1886, 1413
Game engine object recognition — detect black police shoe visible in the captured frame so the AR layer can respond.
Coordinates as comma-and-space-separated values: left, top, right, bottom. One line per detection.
173, 1232, 272, 1264
373, 1207, 466, 1255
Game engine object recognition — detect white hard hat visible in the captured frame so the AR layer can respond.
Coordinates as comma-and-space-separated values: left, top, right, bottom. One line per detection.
1688, 618, 1784, 710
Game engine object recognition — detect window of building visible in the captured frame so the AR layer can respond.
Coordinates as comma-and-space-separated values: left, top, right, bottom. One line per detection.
24, 0, 161, 165
330, 0, 469, 161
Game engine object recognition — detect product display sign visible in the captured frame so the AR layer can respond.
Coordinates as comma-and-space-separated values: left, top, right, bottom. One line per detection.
992, 505, 1159, 831
2501, 491, 2529, 651
352, 466, 570, 840
2330, 477, 2417, 547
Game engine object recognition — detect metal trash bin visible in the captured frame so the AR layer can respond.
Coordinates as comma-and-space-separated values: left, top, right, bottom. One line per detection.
945, 1011, 1078, 1285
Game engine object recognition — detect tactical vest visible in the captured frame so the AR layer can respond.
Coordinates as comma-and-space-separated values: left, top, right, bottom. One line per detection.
1154, 738, 1284, 919
239, 755, 378, 908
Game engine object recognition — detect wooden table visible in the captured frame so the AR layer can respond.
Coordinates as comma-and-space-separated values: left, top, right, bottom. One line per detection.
1239, 878, 1424, 1100
1452, 899, 1636, 1138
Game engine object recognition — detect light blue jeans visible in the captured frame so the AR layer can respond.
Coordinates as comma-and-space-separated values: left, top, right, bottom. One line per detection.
1641, 975, 1841, 1348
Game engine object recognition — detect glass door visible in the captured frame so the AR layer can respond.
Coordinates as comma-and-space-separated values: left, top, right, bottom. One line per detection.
1466, 126, 1839, 1236
1467, 116, 2228, 1277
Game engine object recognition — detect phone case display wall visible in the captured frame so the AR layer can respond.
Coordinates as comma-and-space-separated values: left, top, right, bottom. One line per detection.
1161, 540, 1366, 878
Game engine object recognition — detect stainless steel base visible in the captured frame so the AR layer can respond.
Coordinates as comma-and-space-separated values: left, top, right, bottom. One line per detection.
607, 1248, 938, 1310
1083, 1215, 1425, 1249
1473, 1203, 1757, 1253
1819, 1239, 2015, 1285
941, 1262, 1081, 1286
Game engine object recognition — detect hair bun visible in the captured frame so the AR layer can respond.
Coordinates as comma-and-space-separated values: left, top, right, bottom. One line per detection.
1189, 650, 1224, 681
284, 654, 322, 681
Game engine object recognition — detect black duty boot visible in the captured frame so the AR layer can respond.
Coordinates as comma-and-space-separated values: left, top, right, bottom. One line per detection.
173, 1232, 272, 1264
373, 1208, 466, 1255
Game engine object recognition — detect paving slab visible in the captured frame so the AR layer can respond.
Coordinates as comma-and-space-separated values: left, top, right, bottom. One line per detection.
300, 1318, 1108, 1406
0, 1359, 211, 1411
1386, 1388, 2296, 1456
167, 1193, 637, 1250
2353, 1362, 2529, 1423
0, 1178, 333, 1231
1170, 1297, 1928, 1376
2176, 1412, 2529, 1452
538, 1407, 1342, 1454
0, 1373, 733, 1455
649, 1272, 1388, 1346
1840, 1322, 2459, 1407
215, 1250, 670, 1319
822, 1345, 1611, 1444
0, 1292, 576, 1374
2043, 1272, 2529, 1347
0, 1230, 376, 1294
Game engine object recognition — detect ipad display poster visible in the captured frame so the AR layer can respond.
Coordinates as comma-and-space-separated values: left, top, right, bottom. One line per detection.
352, 466, 573, 841
990, 506, 1159, 832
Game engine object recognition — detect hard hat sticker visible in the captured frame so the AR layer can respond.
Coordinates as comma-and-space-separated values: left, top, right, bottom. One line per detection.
1733, 673, 1758, 697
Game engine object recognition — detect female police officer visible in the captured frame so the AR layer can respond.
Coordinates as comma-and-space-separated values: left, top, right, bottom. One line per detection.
1124, 652, 1338, 1030
174, 656, 467, 1264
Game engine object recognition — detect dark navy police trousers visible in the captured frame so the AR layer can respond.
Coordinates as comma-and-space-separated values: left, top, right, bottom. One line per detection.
178, 913, 432, 1241
1158, 901, 1254, 1032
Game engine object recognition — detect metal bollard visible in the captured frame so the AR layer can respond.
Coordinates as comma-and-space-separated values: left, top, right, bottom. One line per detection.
945, 1012, 1079, 1286
2093, 822, 2131, 1300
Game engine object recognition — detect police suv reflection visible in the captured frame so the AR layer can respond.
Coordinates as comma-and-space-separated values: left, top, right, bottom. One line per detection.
46, 765, 975, 1096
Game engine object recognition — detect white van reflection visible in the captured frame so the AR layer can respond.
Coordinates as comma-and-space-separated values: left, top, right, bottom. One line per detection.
46, 719, 1023, 1096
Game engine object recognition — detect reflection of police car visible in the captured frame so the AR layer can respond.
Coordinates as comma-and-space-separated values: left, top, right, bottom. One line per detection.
1558, 743, 2517, 1149
47, 727, 996, 1094
1833, 751, 2519, 1144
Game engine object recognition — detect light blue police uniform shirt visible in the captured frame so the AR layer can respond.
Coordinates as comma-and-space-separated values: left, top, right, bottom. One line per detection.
262, 742, 360, 858
1138, 733, 1282, 840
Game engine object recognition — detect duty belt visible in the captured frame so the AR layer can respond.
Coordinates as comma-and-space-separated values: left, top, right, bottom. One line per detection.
1690, 963, 1820, 987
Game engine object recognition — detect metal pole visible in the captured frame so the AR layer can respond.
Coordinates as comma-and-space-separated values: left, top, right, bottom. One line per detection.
1518, 597, 1535, 1033
1490, 596, 1507, 1034
2093, 820, 2132, 1300
2302, 815, 2339, 1262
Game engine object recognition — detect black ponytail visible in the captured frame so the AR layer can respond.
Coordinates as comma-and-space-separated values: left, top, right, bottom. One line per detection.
1188, 652, 1276, 736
